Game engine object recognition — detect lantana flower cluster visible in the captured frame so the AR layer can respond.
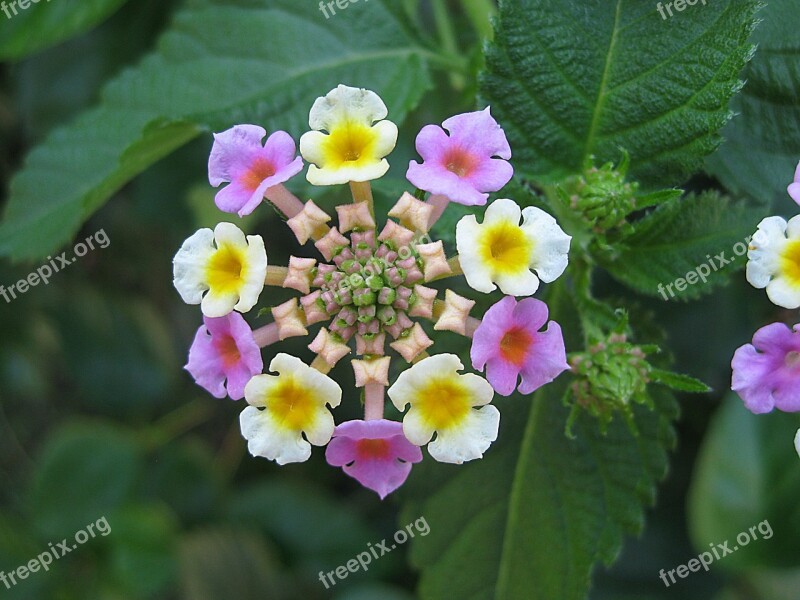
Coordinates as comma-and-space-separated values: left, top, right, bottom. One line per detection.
172, 85, 573, 498
732, 162, 800, 458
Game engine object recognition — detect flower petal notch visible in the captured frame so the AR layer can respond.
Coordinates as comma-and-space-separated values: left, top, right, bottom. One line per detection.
406, 107, 513, 206
208, 125, 304, 217
388, 354, 499, 464
471, 296, 568, 396
185, 313, 264, 400
240, 353, 342, 465
788, 161, 800, 206
747, 215, 800, 309
326, 419, 423, 499
456, 198, 571, 296
300, 85, 398, 186
173, 222, 268, 317
731, 322, 800, 414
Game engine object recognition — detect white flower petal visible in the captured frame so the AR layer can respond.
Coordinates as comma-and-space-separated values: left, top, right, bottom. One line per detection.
214, 222, 248, 247
173, 228, 216, 304
234, 234, 268, 313
303, 409, 335, 446
795, 429, 800, 459
309, 85, 388, 131
494, 269, 540, 296
371, 120, 399, 158
240, 406, 312, 465
402, 408, 436, 446
388, 354, 463, 411
427, 405, 500, 464
521, 206, 571, 283
483, 198, 521, 225
456, 215, 496, 293
244, 373, 275, 408
299, 130, 328, 167
766, 276, 800, 309
201, 289, 239, 318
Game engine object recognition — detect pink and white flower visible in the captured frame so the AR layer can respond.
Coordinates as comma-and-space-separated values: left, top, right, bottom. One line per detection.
471, 296, 568, 396
185, 312, 263, 400
325, 419, 423, 499
406, 108, 513, 206
209, 125, 303, 217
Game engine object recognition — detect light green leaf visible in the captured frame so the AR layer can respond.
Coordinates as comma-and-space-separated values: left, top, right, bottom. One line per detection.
481, 0, 760, 189
402, 382, 678, 600
595, 191, 765, 300
706, 0, 800, 207
688, 395, 800, 570
650, 369, 711, 393
0, 0, 432, 261
28, 421, 141, 539
0, 0, 129, 61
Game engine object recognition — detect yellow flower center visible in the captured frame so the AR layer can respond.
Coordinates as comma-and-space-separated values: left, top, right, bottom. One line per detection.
479, 221, 533, 275
780, 240, 800, 286
322, 121, 378, 168
414, 378, 471, 430
206, 243, 246, 294
267, 377, 319, 431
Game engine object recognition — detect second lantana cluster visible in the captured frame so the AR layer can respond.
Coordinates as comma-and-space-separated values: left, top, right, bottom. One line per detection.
732, 162, 800, 458
172, 85, 573, 498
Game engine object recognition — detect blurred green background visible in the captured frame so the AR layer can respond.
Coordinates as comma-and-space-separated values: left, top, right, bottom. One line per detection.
0, 1, 799, 599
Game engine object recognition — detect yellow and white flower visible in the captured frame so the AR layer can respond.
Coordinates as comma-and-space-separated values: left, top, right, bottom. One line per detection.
747, 215, 800, 309
173, 222, 267, 317
456, 198, 570, 296
300, 85, 398, 185
387, 354, 498, 464
240, 353, 342, 465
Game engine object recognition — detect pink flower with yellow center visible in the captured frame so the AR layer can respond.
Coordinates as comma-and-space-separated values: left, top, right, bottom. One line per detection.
406, 107, 513, 207
326, 419, 422, 499
209, 125, 304, 217
185, 312, 264, 400
471, 296, 568, 396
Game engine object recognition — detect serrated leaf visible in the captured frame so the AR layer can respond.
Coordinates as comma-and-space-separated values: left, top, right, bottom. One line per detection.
0, 0, 432, 261
595, 191, 765, 300
706, 0, 800, 207
650, 369, 710, 393
401, 382, 678, 600
0, 0, 129, 61
481, 0, 760, 189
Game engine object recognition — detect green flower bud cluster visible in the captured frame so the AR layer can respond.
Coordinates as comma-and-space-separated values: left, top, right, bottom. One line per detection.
569, 153, 638, 231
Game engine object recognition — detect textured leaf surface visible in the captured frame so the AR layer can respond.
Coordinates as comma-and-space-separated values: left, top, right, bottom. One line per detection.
596, 192, 765, 300
401, 383, 678, 600
0, 0, 129, 60
706, 0, 800, 207
481, 0, 759, 189
0, 0, 431, 260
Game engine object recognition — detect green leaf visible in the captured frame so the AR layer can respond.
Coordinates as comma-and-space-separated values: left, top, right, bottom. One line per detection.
0, 0, 432, 261
650, 369, 711, 393
0, 0, 129, 61
481, 0, 760, 189
401, 383, 678, 600
595, 191, 765, 300
706, 0, 800, 207
688, 395, 800, 570
28, 421, 142, 539
179, 529, 283, 600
